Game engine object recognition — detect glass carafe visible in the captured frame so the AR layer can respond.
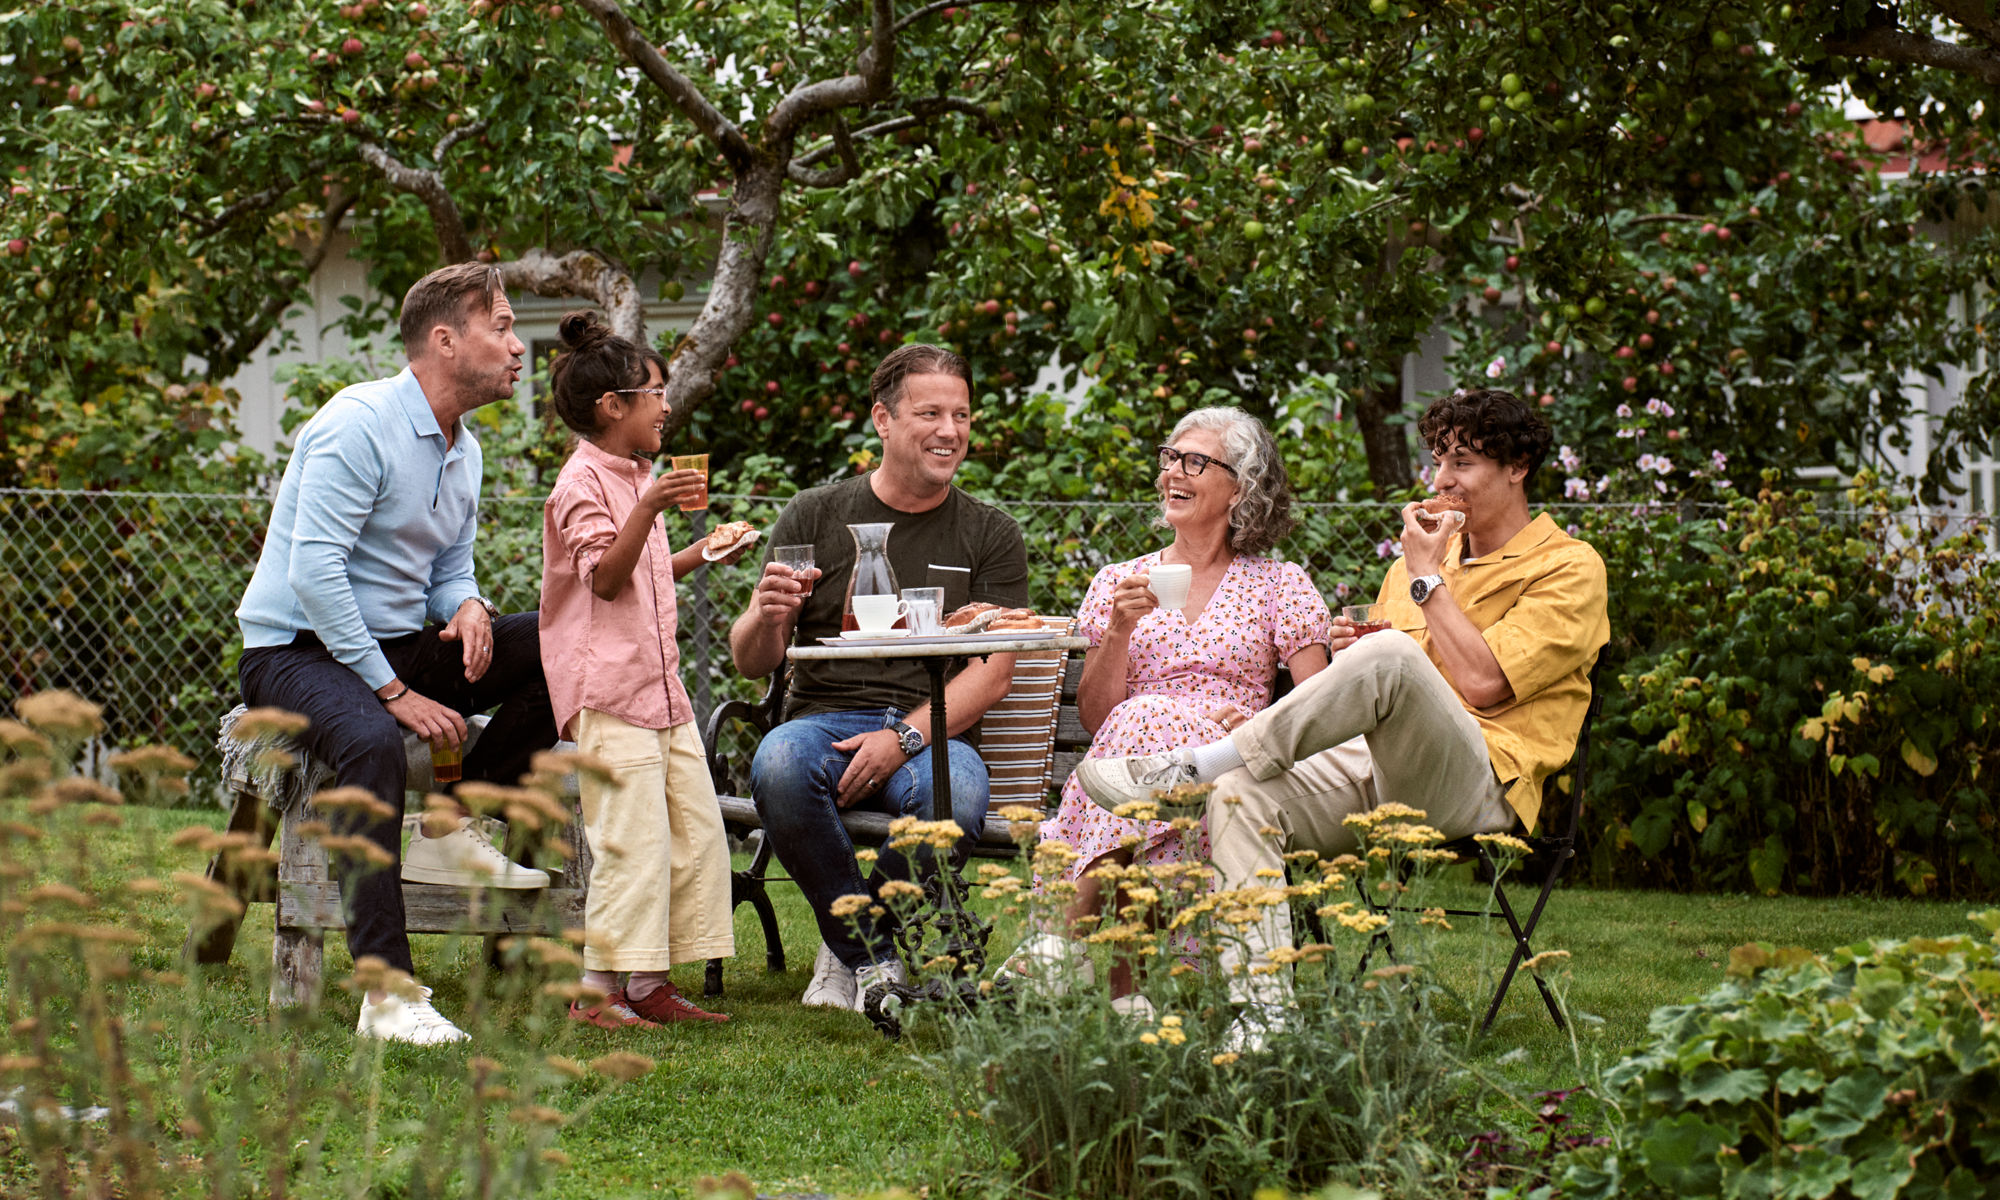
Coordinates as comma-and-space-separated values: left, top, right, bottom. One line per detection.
843, 522, 899, 631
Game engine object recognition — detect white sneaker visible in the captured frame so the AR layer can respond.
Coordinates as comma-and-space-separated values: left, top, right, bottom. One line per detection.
401, 817, 549, 889
1221, 1003, 1288, 1054
356, 985, 469, 1045
801, 942, 857, 1009
1109, 992, 1156, 1021
999, 931, 1094, 998
852, 958, 908, 1014
1075, 750, 1202, 816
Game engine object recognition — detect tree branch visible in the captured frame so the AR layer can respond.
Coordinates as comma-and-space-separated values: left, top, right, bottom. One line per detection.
434, 117, 491, 164
573, 0, 754, 169
496, 248, 645, 344
768, 0, 895, 141
891, 0, 1022, 35
1822, 22, 2000, 87
208, 187, 359, 381
356, 140, 473, 262
790, 96, 987, 169
195, 159, 328, 236
787, 118, 861, 187
1931, 0, 2000, 48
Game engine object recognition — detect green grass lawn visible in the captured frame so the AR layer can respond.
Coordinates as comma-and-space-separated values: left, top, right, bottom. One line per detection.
2, 802, 1985, 1198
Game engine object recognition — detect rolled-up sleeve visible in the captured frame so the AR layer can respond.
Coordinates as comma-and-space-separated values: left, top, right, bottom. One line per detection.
1482, 546, 1608, 705
288, 420, 396, 688
549, 478, 621, 585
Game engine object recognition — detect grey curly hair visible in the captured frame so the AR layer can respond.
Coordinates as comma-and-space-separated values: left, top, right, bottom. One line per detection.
1153, 407, 1296, 556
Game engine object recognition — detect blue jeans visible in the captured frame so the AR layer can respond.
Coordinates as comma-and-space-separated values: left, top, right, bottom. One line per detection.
750, 708, 989, 970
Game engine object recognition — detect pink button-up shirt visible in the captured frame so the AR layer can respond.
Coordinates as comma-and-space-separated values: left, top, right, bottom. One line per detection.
540, 439, 695, 740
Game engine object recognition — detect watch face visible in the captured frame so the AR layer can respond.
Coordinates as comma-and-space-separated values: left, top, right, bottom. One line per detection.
1410, 578, 1431, 604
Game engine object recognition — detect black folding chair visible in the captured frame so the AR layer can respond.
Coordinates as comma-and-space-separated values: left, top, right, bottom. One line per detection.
1295, 660, 1604, 1032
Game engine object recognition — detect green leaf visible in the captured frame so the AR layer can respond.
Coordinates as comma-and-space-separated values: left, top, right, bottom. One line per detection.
1637, 1113, 1729, 1193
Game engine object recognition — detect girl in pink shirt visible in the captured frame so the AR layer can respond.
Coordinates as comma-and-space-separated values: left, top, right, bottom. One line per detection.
539, 311, 740, 1028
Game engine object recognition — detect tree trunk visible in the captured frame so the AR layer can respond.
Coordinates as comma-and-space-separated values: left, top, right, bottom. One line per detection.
660, 155, 786, 442
1353, 358, 1416, 496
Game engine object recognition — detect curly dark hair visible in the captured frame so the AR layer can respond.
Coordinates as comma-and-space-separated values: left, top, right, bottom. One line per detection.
1417, 387, 1553, 478
546, 310, 667, 436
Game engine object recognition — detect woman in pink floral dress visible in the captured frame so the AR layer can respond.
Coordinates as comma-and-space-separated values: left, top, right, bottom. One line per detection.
1016, 408, 1333, 996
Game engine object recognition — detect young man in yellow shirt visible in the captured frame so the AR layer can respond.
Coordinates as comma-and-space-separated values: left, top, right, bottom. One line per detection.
1078, 387, 1609, 1043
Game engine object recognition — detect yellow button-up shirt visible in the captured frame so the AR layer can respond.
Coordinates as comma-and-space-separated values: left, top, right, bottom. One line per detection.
1376, 513, 1609, 831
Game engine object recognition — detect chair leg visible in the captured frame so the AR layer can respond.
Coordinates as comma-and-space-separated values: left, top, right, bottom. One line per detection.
730, 829, 786, 974
1478, 845, 1572, 1033
704, 957, 725, 997
270, 925, 324, 1011
184, 787, 279, 966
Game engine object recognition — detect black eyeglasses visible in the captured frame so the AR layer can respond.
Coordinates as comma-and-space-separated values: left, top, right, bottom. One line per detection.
1157, 445, 1238, 478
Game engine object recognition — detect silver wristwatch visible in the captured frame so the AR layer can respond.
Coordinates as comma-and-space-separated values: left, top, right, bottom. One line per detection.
470, 596, 501, 622
889, 720, 926, 757
1408, 574, 1446, 606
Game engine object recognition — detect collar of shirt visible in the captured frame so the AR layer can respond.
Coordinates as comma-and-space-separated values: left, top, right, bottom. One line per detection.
393, 367, 469, 462
1457, 512, 1559, 568
568, 435, 653, 481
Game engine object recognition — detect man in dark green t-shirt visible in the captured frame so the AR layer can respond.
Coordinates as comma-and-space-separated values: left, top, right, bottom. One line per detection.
729, 343, 1029, 1014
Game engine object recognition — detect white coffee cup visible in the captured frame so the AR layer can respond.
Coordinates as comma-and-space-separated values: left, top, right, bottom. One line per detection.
851, 593, 907, 633
1147, 562, 1193, 610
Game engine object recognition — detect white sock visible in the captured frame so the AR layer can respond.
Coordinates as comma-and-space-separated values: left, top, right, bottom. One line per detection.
625, 971, 670, 1001
1190, 737, 1246, 782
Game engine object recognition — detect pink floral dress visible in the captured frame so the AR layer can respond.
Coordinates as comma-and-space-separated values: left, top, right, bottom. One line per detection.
1037, 551, 1332, 882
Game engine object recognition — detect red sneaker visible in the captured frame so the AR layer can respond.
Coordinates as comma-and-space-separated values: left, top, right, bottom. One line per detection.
625, 981, 729, 1024
568, 988, 661, 1029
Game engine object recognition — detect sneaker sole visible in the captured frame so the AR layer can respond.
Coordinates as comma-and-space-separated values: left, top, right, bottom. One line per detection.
399, 865, 548, 889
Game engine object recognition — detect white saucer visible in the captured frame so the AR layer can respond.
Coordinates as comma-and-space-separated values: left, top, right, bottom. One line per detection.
840, 628, 910, 640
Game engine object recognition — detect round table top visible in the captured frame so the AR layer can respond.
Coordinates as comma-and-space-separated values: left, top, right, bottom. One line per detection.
787, 634, 1088, 661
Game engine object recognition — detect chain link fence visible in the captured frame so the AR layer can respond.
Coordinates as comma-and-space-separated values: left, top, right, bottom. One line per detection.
1, 486, 1982, 802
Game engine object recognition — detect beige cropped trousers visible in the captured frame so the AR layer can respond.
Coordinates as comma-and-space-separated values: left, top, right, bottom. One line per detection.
572, 711, 737, 972
1211, 631, 1513, 1006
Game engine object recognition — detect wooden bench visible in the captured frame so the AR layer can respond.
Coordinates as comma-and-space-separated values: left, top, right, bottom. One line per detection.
698, 616, 1075, 992
188, 711, 589, 1008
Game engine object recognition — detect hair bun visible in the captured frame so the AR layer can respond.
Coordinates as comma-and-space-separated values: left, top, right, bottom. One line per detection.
558, 310, 613, 352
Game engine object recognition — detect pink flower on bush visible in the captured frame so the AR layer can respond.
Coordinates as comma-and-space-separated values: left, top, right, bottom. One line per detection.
1485, 355, 1506, 379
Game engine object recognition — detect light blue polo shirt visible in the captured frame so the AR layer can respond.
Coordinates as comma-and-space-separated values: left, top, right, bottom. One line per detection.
236, 367, 484, 690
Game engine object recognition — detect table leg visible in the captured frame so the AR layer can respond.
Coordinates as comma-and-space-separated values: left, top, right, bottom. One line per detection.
921, 658, 985, 977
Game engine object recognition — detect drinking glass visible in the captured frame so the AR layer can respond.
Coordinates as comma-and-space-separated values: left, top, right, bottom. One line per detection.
773, 544, 817, 597
430, 738, 462, 785
1341, 603, 1390, 637
901, 586, 945, 635
670, 453, 709, 511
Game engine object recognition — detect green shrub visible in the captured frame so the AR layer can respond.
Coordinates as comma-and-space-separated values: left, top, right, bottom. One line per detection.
1557, 913, 2000, 1200
919, 804, 1518, 1198
1586, 473, 2000, 897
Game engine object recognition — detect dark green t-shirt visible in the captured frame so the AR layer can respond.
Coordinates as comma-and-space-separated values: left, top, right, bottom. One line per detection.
763, 473, 1030, 725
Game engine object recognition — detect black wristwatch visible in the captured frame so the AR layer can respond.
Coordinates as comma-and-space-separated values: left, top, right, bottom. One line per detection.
889, 720, 926, 758
1409, 573, 1446, 607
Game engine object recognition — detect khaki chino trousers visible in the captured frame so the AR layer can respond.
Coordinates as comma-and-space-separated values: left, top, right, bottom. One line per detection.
1213, 631, 1512, 1006
572, 711, 737, 972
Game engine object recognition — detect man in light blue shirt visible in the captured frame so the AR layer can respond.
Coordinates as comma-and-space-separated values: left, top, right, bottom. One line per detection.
237, 262, 556, 1045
